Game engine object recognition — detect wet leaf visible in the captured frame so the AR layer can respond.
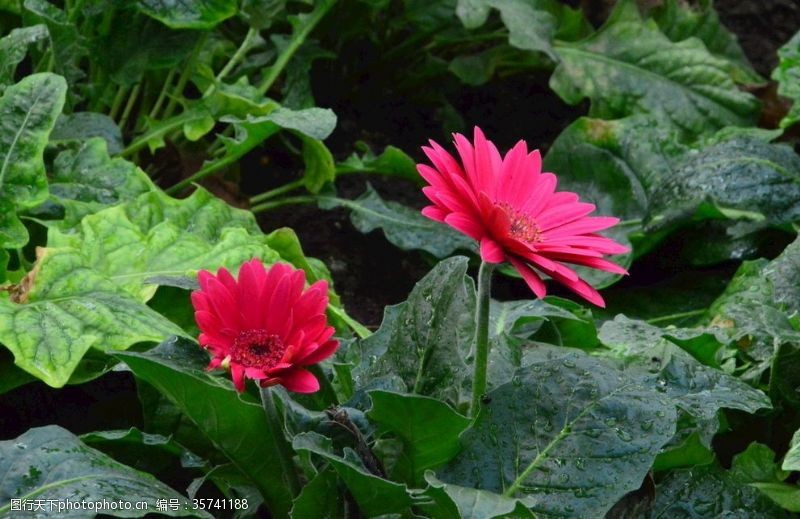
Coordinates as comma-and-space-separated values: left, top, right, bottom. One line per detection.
0, 425, 208, 517
440, 346, 676, 517
351, 257, 475, 407
0, 25, 47, 91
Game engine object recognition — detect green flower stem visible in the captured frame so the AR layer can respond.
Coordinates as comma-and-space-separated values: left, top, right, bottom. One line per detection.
256, 0, 335, 96
250, 195, 317, 214
470, 261, 494, 419
148, 69, 176, 120
108, 84, 128, 121
645, 308, 707, 325
213, 27, 259, 86
250, 179, 306, 205
259, 386, 301, 496
118, 83, 141, 131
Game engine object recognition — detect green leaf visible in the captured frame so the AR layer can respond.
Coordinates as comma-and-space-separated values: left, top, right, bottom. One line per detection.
116, 336, 295, 519
783, 428, 800, 472
0, 425, 207, 517
652, 0, 761, 84
48, 188, 280, 301
81, 427, 206, 471
550, 0, 759, 136
0, 25, 47, 91
22, 0, 86, 102
0, 248, 184, 386
292, 431, 416, 517
773, 29, 800, 129
599, 316, 771, 420
0, 73, 66, 249
51, 112, 124, 154
421, 473, 535, 519
440, 346, 677, 517
651, 463, 788, 517
326, 186, 475, 258
337, 144, 422, 185
706, 236, 800, 381
289, 468, 343, 518
351, 257, 475, 407
301, 136, 335, 194
242, 0, 286, 30
367, 390, 470, 486
646, 136, 800, 233
136, 0, 238, 29
46, 138, 154, 227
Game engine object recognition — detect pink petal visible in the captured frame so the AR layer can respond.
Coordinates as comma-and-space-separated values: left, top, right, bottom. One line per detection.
480, 238, 505, 263
444, 212, 484, 240
537, 202, 597, 231
543, 216, 620, 238
422, 205, 448, 222
508, 256, 547, 299
280, 368, 320, 393
298, 339, 339, 365
231, 364, 247, 392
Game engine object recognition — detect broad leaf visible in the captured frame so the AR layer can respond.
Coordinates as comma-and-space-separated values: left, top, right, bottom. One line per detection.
440, 346, 676, 518
0, 73, 66, 249
773, 29, 800, 129
136, 0, 238, 29
50, 113, 124, 154
289, 468, 343, 518
337, 144, 421, 185
421, 474, 535, 519
116, 337, 295, 518
652, 0, 761, 84
0, 25, 47, 90
550, 0, 759, 136
0, 248, 184, 387
48, 189, 282, 301
46, 138, 154, 228
367, 390, 470, 486
651, 463, 788, 517
351, 257, 475, 407
81, 428, 206, 472
292, 431, 417, 517
324, 186, 475, 258
783, 428, 800, 472
0, 425, 206, 517
599, 317, 771, 421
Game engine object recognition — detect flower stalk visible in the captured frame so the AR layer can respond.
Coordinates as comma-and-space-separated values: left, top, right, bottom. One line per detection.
470, 261, 494, 419
260, 387, 301, 496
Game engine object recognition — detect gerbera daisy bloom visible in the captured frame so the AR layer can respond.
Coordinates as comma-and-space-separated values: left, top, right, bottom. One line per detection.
191, 259, 338, 393
418, 127, 628, 307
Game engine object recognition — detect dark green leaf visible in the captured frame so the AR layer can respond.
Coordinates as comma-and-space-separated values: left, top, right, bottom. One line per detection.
116, 336, 295, 518
0, 425, 207, 517
301, 136, 335, 194
652, 0, 761, 84
292, 431, 416, 517
351, 257, 475, 407
325, 186, 475, 258
289, 468, 343, 518
337, 144, 422, 185
367, 390, 470, 486
650, 463, 788, 518
550, 0, 759, 136
421, 473, 535, 519
441, 346, 677, 517
51, 113, 124, 154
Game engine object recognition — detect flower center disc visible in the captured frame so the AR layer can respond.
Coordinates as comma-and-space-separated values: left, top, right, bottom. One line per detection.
498, 203, 542, 243
231, 329, 287, 371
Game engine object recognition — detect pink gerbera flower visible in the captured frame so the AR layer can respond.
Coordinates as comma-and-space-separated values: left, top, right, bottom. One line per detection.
191, 259, 338, 393
418, 127, 628, 307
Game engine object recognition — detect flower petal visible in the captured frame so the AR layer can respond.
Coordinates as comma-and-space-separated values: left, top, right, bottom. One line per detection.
280, 368, 320, 393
